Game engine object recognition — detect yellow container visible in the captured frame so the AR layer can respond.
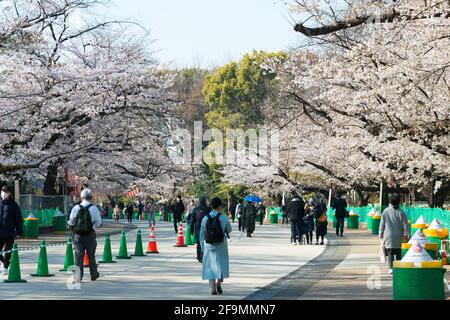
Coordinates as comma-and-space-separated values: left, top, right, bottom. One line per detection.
412, 223, 428, 229
393, 261, 414, 268
424, 228, 448, 239
420, 261, 443, 268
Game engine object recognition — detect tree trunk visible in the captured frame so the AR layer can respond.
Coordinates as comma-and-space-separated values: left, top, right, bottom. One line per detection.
43, 161, 60, 196
355, 189, 369, 207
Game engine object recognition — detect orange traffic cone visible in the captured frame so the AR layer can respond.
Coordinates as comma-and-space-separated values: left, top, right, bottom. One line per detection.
146, 225, 159, 254
174, 223, 187, 247
83, 251, 89, 267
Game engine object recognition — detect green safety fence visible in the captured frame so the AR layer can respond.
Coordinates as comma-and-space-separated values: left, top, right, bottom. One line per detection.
22, 209, 58, 228
326, 206, 450, 229
265, 205, 449, 229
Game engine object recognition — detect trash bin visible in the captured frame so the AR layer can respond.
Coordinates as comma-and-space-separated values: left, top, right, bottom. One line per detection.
52, 211, 67, 233
23, 214, 39, 239
347, 215, 359, 229
367, 215, 373, 232
393, 261, 446, 300
269, 211, 278, 224
371, 216, 382, 235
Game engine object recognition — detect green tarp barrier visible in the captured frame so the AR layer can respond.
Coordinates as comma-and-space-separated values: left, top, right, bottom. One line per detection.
22, 209, 58, 228
264, 205, 449, 229
326, 206, 450, 229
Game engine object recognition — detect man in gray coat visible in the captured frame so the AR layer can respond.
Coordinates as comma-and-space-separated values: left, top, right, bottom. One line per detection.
379, 194, 410, 274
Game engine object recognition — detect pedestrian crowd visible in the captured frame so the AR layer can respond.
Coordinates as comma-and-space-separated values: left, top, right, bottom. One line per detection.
0, 180, 410, 292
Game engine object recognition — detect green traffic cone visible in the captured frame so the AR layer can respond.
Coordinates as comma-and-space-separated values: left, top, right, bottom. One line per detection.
116, 230, 132, 259
99, 234, 117, 263
59, 238, 75, 272
131, 230, 146, 257
4, 243, 27, 283
185, 225, 193, 246
31, 240, 55, 277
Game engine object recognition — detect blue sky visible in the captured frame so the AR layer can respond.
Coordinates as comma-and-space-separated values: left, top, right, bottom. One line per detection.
104, 0, 302, 68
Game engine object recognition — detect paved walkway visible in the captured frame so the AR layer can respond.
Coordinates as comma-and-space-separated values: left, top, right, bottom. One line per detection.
2, 221, 448, 300
0, 221, 325, 300
247, 228, 450, 300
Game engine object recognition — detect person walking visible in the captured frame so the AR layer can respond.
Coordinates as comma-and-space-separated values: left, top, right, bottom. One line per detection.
68, 188, 102, 282
137, 200, 144, 221
126, 202, 134, 224
0, 185, 23, 276
235, 199, 244, 232
229, 196, 238, 223
287, 191, 305, 245
379, 194, 410, 275
257, 202, 266, 226
172, 197, 185, 234
146, 200, 158, 227
281, 204, 288, 225
190, 196, 211, 263
313, 198, 328, 245
112, 204, 120, 223
199, 197, 232, 296
303, 199, 315, 245
242, 201, 257, 238
186, 200, 195, 226
333, 192, 348, 237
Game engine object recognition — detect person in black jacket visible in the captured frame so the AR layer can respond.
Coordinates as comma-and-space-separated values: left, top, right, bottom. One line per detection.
190, 196, 211, 263
172, 196, 185, 233
0, 185, 23, 275
332, 192, 348, 237
242, 201, 257, 238
286, 191, 305, 245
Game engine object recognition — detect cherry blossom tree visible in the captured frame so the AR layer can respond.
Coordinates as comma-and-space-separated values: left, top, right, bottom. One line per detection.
221, 0, 449, 206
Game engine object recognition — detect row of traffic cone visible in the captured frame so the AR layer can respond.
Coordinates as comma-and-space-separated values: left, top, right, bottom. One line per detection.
4, 227, 161, 283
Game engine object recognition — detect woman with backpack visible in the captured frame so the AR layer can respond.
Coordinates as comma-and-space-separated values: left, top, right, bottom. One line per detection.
199, 197, 232, 296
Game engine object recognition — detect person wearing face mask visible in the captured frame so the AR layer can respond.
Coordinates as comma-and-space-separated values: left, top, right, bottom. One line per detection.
0, 185, 23, 276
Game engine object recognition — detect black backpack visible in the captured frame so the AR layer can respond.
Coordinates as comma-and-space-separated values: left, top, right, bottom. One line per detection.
205, 213, 225, 244
74, 204, 94, 234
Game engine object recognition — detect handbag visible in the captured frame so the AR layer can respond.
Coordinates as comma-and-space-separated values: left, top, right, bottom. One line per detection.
379, 239, 386, 263
318, 214, 327, 223
345, 210, 350, 218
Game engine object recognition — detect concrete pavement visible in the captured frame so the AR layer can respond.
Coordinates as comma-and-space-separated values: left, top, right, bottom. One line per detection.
0, 220, 325, 300
2, 221, 448, 300
248, 228, 450, 300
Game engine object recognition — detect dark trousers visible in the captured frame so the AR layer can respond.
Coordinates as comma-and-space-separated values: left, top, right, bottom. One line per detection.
316, 233, 325, 243
173, 214, 181, 233
336, 217, 345, 236
196, 241, 202, 263
127, 214, 133, 224
73, 232, 98, 281
238, 216, 243, 231
0, 237, 14, 269
305, 232, 313, 244
259, 213, 264, 225
385, 248, 402, 269
137, 211, 142, 220
282, 214, 288, 225
290, 220, 300, 243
